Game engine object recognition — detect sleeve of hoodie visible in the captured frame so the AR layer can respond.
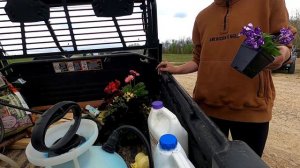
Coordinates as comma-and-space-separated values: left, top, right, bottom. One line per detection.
270, 0, 297, 49
192, 19, 202, 65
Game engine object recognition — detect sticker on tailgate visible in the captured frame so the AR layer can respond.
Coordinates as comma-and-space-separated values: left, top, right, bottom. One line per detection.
53, 59, 103, 73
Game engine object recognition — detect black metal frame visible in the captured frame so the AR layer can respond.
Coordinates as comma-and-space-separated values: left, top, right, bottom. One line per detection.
0, 0, 159, 59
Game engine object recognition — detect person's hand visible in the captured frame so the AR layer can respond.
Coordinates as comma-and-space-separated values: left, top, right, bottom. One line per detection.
266, 45, 291, 70
156, 61, 178, 74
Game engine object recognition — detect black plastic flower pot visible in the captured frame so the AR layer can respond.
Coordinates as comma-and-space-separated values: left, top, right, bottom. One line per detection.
231, 44, 275, 78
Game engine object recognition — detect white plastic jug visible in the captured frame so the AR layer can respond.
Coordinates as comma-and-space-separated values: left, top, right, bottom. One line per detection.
153, 134, 195, 168
148, 101, 188, 155
26, 119, 127, 168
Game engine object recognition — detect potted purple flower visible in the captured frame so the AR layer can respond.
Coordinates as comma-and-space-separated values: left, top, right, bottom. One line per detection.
231, 23, 294, 78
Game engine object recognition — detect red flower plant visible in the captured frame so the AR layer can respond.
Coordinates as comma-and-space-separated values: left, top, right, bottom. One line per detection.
104, 80, 121, 94
98, 70, 150, 125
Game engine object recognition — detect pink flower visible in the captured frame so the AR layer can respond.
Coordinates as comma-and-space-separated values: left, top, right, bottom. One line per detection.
125, 75, 135, 83
129, 70, 140, 76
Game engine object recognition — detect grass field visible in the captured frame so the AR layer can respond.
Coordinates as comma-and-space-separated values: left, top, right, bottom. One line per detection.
162, 54, 192, 65
7, 54, 191, 65
7, 58, 32, 64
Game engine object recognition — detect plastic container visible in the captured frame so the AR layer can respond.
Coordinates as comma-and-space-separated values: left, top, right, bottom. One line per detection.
148, 100, 188, 155
130, 152, 149, 168
26, 119, 127, 168
153, 134, 195, 168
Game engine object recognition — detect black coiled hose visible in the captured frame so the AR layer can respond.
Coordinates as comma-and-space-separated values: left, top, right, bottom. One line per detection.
102, 125, 154, 168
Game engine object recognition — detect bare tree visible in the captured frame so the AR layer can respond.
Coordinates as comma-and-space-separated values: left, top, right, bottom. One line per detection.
289, 10, 300, 51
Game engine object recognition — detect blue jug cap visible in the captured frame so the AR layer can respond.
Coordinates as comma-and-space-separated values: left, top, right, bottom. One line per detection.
151, 101, 163, 109
159, 134, 177, 150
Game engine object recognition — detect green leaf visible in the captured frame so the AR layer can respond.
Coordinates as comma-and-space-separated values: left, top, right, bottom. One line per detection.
261, 34, 281, 57
133, 82, 148, 97
122, 84, 133, 92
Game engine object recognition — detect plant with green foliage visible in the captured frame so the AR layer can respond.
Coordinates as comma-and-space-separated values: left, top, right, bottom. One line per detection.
97, 70, 150, 124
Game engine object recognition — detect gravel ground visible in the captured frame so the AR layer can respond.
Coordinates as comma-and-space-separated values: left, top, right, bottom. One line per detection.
174, 59, 300, 168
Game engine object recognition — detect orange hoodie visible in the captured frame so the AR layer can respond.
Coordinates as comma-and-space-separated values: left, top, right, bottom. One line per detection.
192, 0, 294, 122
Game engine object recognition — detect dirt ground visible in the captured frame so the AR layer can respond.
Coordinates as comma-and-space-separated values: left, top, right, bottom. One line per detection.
174, 59, 300, 168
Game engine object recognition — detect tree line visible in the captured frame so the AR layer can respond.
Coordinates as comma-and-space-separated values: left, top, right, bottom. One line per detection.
289, 11, 300, 51
162, 13, 300, 54
162, 38, 193, 54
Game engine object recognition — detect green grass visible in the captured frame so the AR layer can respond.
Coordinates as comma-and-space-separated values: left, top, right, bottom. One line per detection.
7, 58, 32, 64
162, 54, 192, 65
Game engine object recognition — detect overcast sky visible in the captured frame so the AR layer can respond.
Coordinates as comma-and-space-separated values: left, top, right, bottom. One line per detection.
157, 0, 300, 42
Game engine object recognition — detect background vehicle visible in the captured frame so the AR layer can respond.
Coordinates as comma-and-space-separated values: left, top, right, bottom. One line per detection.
275, 45, 297, 74
0, 0, 268, 167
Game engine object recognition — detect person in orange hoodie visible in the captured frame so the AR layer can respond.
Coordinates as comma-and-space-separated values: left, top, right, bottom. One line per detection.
157, 0, 296, 157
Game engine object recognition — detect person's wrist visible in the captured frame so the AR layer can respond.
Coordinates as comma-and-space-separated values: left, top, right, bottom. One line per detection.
172, 66, 182, 74
279, 45, 291, 61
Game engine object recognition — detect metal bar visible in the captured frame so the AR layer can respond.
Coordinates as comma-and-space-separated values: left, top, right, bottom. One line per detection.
0, 29, 145, 40
67, 16, 144, 23
18, 46, 63, 51
20, 22, 27, 56
71, 23, 144, 29
0, 20, 11, 22
0, 32, 21, 35
73, 29, 145, 36
63, 0, 77, 51
4, 39, 146, 51
25, 28, 69, 33
117, 23, 144, 27
76, 40, 146, 47
48, 11, 143, 19
1, 46, 150, 59
70, 17, 143, 24
1, 34, 145, 46
15, 17, 146, 27
57, 4, 141, 12
67, 24, 144, 33
0, 25, 21, 28
49, 16, 68, 19
140, 0, 148, 55
72, 25, 116, 29
0, 37, 21, 40
1, 40, 66, 46
75, 35, 145, 41
45, 20, 66, 53
112, 17, 126, 47
0, 34, 65, 40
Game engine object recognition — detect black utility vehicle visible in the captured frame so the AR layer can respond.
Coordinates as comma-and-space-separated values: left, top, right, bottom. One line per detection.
274, 45, 297, 74
0, 0, 269, 167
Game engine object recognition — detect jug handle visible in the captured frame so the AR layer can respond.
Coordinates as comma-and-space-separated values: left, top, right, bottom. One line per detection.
155, 109, 176, 121
172, 152, 195, 168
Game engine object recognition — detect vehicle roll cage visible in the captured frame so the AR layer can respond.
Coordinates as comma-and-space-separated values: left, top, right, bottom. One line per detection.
0, 0, 159, 59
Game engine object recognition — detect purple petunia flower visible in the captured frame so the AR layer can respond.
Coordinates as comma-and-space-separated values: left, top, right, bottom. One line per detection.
239, 23, 295, 57
240, 23, 264, 49
278, 27, 294, 45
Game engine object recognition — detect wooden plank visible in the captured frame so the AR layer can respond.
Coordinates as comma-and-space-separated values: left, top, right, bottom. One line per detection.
7, 138, 31, 150
0, 131, 28, 149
